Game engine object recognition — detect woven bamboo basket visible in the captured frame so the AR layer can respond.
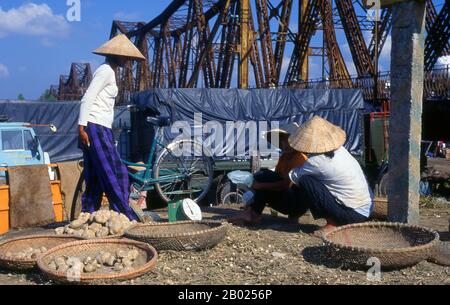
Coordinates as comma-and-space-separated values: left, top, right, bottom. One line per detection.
322, 222, 439, 269
124, 220, 228, 251
371, 197, 388, 220
428, 241, 450, 266
37, 239, 157, 284
0, 235, 84, 271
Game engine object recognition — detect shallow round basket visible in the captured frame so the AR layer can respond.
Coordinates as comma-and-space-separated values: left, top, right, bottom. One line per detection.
322, 222, 439, 269
428, 241, 450, 266
124, 220, 228, 251
0, 235, 84, 271
37, 239, 157, 284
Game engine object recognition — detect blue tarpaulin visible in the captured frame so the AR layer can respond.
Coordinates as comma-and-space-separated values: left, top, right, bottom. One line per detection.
0, 101, 132, 162
131, 88, 365, 160
0, 100, 82, 162
0, 88, 365, 163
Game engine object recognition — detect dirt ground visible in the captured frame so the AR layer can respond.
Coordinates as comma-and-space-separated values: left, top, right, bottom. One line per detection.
0, 201, 449, 285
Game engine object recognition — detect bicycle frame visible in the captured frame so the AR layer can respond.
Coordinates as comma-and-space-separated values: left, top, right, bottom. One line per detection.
121, 125, 190, 192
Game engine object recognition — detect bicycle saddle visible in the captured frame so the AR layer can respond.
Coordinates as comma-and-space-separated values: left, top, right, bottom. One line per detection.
146, 116, 171, 127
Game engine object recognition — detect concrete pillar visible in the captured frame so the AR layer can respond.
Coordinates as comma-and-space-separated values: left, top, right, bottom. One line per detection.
387, 1, 426, 224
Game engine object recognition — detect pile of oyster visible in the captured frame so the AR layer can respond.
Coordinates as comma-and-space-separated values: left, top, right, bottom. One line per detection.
55, 211, 137, 239
47, 249, 140, 274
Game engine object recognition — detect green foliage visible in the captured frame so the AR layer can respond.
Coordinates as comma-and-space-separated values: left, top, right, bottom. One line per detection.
17, 93, 25, 100
39, 89, 57, 101
419, 195, 449, 209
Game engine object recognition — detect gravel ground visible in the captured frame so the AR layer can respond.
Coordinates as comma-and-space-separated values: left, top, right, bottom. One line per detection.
0, 203, 449, 285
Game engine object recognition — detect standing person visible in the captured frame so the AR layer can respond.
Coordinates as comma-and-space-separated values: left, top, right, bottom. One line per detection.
288, 116, 374, 235
78, 34, 146, 221
228, 123, 308, 225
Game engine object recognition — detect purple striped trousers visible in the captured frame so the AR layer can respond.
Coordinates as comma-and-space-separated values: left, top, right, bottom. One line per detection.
81, 122, 138, 220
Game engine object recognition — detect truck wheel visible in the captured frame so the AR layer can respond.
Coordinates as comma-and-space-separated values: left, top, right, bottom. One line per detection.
217, 180, 246, 205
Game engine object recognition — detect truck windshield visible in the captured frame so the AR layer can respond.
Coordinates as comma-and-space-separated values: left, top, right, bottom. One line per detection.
23, 130, 34, 150
2, 130, 23, 150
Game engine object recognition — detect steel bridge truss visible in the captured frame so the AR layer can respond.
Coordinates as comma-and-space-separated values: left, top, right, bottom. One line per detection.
57, 63, 93, 101
100, 0, 449, 105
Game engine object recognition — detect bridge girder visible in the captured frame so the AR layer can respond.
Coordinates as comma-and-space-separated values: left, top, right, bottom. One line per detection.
98, 0, 449, 105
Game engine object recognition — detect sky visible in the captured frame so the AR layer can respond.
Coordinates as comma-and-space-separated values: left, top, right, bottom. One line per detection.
0, 0, 447, 100
0, 0, 169, 99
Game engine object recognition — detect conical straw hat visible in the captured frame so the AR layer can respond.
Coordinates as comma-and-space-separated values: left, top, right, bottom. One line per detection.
288, 116, 346, 153
93, 34, 146, 61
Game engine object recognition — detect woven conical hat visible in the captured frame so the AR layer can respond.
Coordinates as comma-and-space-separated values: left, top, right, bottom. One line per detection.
264, 122, 299, 147
264, 122, 299, 140
93, 34, 146, 61
288, 116, 346, 153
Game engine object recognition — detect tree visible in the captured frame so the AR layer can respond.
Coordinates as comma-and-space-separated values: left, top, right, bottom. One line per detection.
17, 93, 25, 101
39, 89, 57, 101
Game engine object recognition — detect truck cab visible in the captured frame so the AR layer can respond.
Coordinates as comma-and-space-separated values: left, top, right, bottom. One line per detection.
0, 122, 55, 185
0, 122, 45, 167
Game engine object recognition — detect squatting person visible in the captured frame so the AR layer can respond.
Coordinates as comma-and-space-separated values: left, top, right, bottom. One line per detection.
229, 123, 308, 225
288, 116, 374, 235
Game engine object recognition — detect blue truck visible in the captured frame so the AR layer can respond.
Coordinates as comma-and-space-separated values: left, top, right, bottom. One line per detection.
0, 122, 47, 167
0, 122, 55, 184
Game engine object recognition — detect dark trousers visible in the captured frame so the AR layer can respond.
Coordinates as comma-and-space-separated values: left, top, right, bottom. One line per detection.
251, 187, 306, 218
251, 169, 305, 217
81, 122, 138, 221
294, 176, 368, 225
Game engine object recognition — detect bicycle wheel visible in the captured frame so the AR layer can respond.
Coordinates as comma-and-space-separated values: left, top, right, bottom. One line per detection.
154, 140, 213, 203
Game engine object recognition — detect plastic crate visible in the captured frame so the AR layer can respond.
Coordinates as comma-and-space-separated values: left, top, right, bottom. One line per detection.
50, 181, 64, 222
0, 166, 65, 234
0, 185, 9, 235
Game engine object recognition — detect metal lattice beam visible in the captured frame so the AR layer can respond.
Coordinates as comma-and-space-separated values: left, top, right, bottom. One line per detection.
425, 0, 450, 70
52, 0, 448, 105
335, 0, 374, 76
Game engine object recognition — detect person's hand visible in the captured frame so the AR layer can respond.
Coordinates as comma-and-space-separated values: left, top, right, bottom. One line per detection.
79, 126, 90, 147
251, 181, 263, 190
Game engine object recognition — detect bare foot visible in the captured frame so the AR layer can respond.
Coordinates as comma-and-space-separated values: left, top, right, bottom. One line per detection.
228, 208, 262, 225
311, 219, 338, 238
322, 223, 337, 232
128, 199, 147, 223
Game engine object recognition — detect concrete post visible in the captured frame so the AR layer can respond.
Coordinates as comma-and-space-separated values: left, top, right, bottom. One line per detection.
387, 1, 426, 224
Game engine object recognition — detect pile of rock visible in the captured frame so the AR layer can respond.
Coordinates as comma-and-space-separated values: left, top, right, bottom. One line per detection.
55, 211, 137, 239
47, 249, 140, 274
4, 247, 48, 260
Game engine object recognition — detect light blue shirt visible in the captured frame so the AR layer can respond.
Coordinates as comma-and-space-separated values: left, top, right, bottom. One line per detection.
290, 147, 374, 217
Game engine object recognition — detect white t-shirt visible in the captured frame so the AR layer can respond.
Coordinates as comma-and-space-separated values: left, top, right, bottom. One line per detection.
79, 64, 118, 128
289, 146, 374, 217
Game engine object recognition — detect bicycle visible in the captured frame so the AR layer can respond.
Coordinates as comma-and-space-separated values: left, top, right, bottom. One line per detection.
71, 105, 214, 220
